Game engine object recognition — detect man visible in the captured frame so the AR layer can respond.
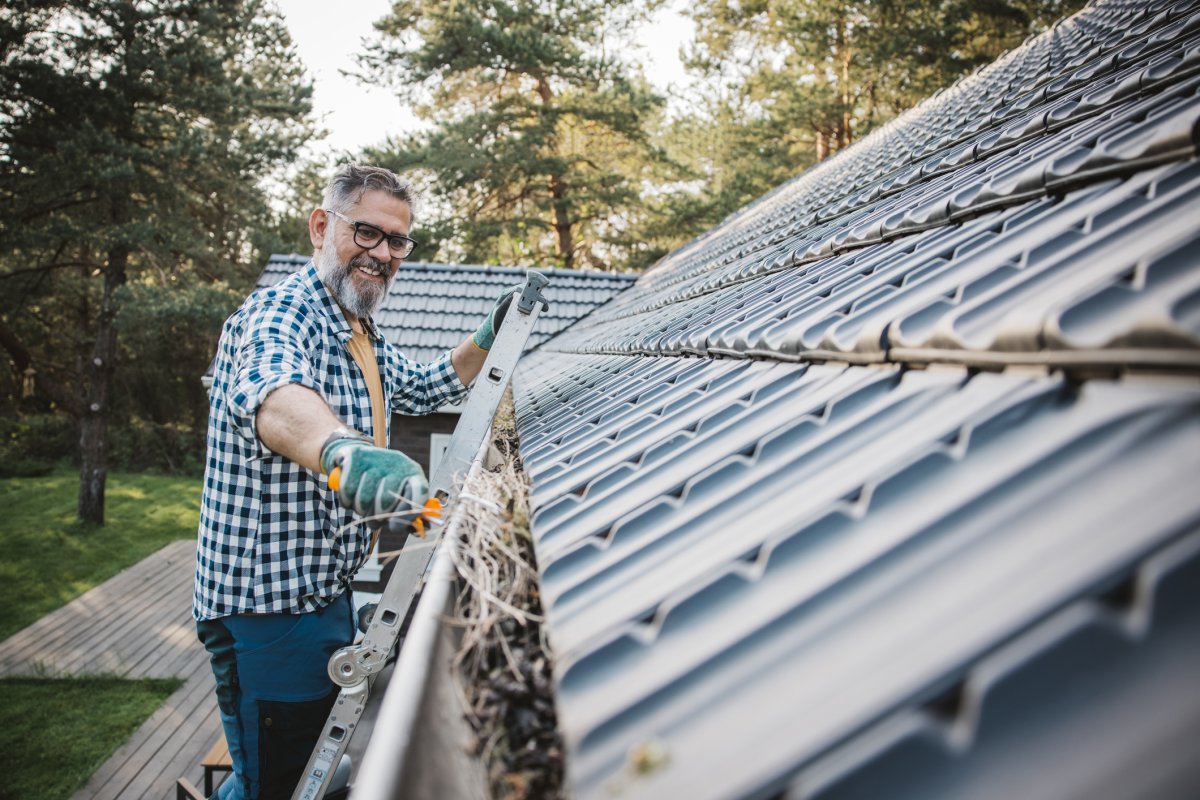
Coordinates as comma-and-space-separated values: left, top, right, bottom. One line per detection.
193, 164, 513, 799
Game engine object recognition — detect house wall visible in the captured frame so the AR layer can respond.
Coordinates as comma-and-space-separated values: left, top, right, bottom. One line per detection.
389, 411, 458, 472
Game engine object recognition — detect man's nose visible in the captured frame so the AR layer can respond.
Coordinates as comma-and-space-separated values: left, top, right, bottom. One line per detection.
367, 237, 392, 260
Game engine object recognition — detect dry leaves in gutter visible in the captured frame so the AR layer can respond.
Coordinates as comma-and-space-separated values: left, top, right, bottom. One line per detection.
446, 403, 564, 800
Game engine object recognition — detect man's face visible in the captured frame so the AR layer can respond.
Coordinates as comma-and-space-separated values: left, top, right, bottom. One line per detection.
312, 189, 412, 319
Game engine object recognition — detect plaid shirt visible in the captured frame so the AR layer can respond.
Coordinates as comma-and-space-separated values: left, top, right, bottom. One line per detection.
193, 262, 469, 620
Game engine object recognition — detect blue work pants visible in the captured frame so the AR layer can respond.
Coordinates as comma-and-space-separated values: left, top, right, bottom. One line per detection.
196, 592, 354, 800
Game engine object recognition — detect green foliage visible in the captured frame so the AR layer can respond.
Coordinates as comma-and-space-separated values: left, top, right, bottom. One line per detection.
107, 418, 208, 475
0, 413, 76, 476
0, 0, 315, 521
685, 0, 1089, 148
0, 413, 207, 476
644, 0, 1090, 246
0, 0, 314, 274
0, 467, 201, 640
354, 0, 1086, 270
363, 0, 677, 270
0, 676, 184, 800
251, 159, 335, 264
114, 280, 240, 429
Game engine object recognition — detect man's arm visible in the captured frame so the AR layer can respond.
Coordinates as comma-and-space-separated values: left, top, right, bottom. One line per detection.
256, 383, 346, 473
449, 339, 488, 387
257, 383, 428, 533
449, 282, 524, 386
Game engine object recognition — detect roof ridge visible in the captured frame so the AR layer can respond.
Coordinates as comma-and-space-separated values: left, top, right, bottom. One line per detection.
266, 254, 637, 281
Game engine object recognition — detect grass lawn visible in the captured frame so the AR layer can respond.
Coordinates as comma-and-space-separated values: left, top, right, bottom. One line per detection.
0, 466, 201, 642
0, 468, 201, 798
0, 676, 184, 800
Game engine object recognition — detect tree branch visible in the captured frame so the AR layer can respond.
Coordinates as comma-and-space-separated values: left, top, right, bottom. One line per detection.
0, 315, 81, 415
0, 260, 104, 281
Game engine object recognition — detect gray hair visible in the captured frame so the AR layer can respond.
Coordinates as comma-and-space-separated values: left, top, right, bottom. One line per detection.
321, 164, 417, 221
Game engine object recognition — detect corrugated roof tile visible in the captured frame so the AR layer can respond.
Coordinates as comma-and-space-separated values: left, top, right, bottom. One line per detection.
510, 2, 1200, 797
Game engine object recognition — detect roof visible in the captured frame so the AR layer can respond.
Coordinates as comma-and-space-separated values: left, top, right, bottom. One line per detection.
256, 256, 636, 364
510, 1, 1200, 798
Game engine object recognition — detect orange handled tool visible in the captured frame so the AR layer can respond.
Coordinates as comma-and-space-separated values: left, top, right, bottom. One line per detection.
327, 466, 442, 536
412, 496, 442, 537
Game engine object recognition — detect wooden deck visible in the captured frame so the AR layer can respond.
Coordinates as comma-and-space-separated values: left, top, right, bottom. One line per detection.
0, 538, 223, 799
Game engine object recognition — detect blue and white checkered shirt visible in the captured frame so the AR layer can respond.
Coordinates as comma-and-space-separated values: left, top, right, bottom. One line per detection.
193, 262, 469, 620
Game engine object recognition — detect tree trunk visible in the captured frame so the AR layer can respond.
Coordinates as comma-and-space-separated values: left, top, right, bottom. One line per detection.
838, 14, 853, 149
77, 247, 127, 525
534, 73, 574, 267
547, 172, 574, 268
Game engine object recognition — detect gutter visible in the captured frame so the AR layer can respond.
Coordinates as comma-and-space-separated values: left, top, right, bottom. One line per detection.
350, 435, 491, 800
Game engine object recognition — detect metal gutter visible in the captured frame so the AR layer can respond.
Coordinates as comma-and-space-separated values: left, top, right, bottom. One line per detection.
350, 435, 491, 800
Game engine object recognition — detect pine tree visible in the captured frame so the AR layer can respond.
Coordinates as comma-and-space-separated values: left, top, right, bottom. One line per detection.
0, 0, 314, 523
362, 0, 671, 270
652, 0, 1089, 238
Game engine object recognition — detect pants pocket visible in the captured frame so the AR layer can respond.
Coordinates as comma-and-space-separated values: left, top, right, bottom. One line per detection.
256, 690, 338, 800
197, 619, 240, 717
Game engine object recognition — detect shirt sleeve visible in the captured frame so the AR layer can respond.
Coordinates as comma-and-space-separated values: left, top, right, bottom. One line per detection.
226, 291, 324, 447
384, 345, 470, 414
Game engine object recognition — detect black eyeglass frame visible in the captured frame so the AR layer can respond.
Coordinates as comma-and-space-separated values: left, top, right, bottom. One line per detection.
323, 208, 418, 259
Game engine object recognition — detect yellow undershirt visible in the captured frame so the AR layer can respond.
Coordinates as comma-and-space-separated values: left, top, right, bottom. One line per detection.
345, 327, 387, 448
345, 322, 389, 551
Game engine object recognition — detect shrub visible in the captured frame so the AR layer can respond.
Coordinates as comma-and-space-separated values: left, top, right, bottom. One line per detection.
0, 414, 76, 475
0, 413, 206, 476
108, 418, 207, 475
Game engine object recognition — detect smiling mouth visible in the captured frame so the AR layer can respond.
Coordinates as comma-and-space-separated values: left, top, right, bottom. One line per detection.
352, 257, 389, 279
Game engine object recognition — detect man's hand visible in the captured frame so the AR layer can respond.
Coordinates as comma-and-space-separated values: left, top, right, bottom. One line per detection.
470, 283, 523, 351
320, 436, 428, 535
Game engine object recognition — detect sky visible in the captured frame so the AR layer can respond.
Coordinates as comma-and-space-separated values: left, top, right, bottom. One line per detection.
275, 0, 694, 154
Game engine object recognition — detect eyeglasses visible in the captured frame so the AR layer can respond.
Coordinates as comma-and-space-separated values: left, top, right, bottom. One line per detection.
323, 208, 418, 259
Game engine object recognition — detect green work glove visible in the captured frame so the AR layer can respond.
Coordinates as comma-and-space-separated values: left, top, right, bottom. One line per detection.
320, 434, 428, 536
471, 283, 523, 351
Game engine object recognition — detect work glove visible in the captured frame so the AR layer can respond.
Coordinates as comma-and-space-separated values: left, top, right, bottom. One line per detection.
471, 283, 523, 351
320, 433, 428, 536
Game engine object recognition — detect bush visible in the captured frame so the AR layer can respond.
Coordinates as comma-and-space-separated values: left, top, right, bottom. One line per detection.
0, 459, 56, 479
0, 414, 76, 472
108, 418, 207, 475
0, 413, 206, 477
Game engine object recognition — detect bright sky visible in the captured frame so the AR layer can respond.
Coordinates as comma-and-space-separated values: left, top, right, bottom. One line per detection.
274, 0, 694, 154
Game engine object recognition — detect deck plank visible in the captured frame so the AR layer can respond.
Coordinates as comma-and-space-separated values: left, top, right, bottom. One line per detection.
45, 554, 192, 677
0, 540, 196, 678
72, 658, 217, 800
96, 663, 219, 799
0, 538, 227, 800
147, 705, 224, 800
0, 540, 185, 666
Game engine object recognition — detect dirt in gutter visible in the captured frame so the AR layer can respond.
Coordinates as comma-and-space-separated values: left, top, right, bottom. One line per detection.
447, 390, 565, 800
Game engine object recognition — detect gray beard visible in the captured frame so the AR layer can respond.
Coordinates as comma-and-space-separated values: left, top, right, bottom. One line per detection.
315, 246, 392, 319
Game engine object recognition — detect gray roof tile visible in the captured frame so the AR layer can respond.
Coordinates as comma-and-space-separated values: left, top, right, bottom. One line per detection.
514, 354, 1200, 800
510, 1, 1200, 797
253, 259, 635, 364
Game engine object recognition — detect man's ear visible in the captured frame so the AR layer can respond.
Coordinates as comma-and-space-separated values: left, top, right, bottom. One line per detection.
309, 207, 328, 250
